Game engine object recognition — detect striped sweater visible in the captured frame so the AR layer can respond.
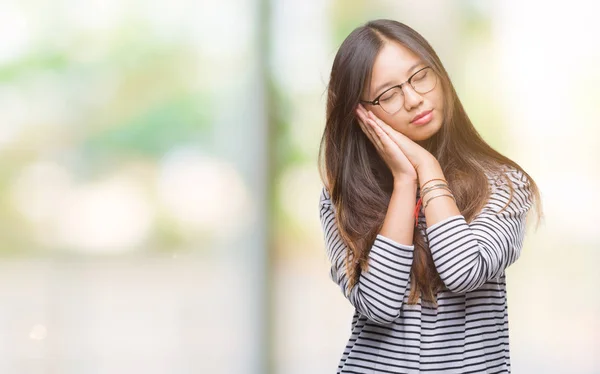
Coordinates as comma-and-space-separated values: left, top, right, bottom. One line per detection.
318, 167, 533, 373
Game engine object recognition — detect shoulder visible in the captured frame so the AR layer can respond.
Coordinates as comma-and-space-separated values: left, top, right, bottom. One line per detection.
319, 185, 335, 212
483, 165, 533, 214
319, 185, 331, 202
485, 165, 531, 192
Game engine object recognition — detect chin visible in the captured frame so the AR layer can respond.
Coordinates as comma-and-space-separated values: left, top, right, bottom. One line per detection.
410, 129, 436, 142
412, 122, 442, 142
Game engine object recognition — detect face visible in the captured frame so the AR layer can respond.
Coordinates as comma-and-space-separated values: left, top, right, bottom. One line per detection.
362, 41, 444, 143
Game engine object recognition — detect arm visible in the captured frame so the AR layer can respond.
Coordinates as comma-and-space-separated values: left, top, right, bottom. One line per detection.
418, 162, 534, 293
318, 182, 416, 325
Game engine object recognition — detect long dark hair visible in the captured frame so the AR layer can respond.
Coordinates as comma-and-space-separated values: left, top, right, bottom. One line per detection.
318, 19, 542, 305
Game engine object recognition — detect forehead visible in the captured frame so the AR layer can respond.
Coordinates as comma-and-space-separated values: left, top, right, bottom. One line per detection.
369, 41, 421, 94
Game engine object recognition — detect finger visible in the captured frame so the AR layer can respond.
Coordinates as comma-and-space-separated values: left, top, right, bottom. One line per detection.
366, 118, 393, 151
356, 108, 393, 155
367, 110, 393, 132
356, 117, 370, 138
367, 110, 410, 145
355, 109, 380, 145
357, 115, 383, 151
359, 118, 383, 150
355, 104, 367, 121
355, 106, 369, 123
358, 103, 369, 116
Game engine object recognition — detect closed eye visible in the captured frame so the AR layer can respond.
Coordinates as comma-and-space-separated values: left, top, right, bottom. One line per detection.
412, 69, 428, 81
380, 91, 397, 102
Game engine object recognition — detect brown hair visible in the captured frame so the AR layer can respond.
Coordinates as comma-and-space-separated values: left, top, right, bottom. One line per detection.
318, 19, 542, 305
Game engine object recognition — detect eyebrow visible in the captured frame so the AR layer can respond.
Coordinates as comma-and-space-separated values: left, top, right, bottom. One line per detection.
372, 61, 425, 98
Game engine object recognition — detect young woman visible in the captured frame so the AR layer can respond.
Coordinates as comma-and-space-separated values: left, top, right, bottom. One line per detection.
318, 19, 542, 373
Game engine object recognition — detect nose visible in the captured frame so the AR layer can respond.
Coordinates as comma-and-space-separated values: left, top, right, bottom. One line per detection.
402, 84, 423, 111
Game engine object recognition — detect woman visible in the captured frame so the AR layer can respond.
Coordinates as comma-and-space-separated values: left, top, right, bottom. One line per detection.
318, 19, 543, 373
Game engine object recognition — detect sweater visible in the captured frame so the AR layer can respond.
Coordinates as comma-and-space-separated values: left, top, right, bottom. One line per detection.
318, 167, 533, 373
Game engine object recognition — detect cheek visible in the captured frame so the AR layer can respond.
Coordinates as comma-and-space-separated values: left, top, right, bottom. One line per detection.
371, 106, 388, 120
433, 89, 445, 110
372, 107, 406, 130
387, 115, 412, 135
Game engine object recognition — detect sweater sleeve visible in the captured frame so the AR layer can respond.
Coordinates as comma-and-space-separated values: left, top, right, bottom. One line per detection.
425, 167, 534, 294
319, 187, 414, 324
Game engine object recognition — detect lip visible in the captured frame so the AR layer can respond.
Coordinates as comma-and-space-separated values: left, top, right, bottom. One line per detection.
410, 109, 433, 125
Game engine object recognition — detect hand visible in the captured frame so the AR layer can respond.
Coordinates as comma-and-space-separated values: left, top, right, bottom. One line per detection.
355, 105, 417, 183
357, 105, 435, 172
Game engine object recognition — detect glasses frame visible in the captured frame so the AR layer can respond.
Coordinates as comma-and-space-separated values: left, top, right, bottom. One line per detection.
360, 66, 437, 114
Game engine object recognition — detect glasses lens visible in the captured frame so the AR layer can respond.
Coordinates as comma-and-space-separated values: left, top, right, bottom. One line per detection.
411, 68, 437, 94
379, 87, 404, 114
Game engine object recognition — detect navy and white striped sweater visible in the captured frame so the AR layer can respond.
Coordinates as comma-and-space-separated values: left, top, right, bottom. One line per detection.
319, 167, 533, 373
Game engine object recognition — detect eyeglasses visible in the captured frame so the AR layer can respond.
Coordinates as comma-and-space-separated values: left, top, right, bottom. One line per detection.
360, 66, 438, 115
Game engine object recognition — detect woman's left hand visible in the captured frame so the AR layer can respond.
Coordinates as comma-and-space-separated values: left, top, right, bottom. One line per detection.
357, 104, 437, 171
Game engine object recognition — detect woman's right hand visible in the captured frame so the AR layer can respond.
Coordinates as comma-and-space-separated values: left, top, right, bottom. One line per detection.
355, 105, 417, 184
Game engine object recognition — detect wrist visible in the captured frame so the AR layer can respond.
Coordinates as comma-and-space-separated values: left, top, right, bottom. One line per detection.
417, 159, 444, 188
393, 178, 418, 190
416, 154, 439, 170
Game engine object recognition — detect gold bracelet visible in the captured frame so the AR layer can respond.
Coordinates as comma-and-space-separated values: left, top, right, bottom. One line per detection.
423, 193, 455, 209
422, 187, 452, 201
421, 182, 448, 192
421, 178, 447, 190
421, 184, 451, 198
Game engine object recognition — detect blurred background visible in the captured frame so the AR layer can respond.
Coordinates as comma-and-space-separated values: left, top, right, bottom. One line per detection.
0, 0, 599, 373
